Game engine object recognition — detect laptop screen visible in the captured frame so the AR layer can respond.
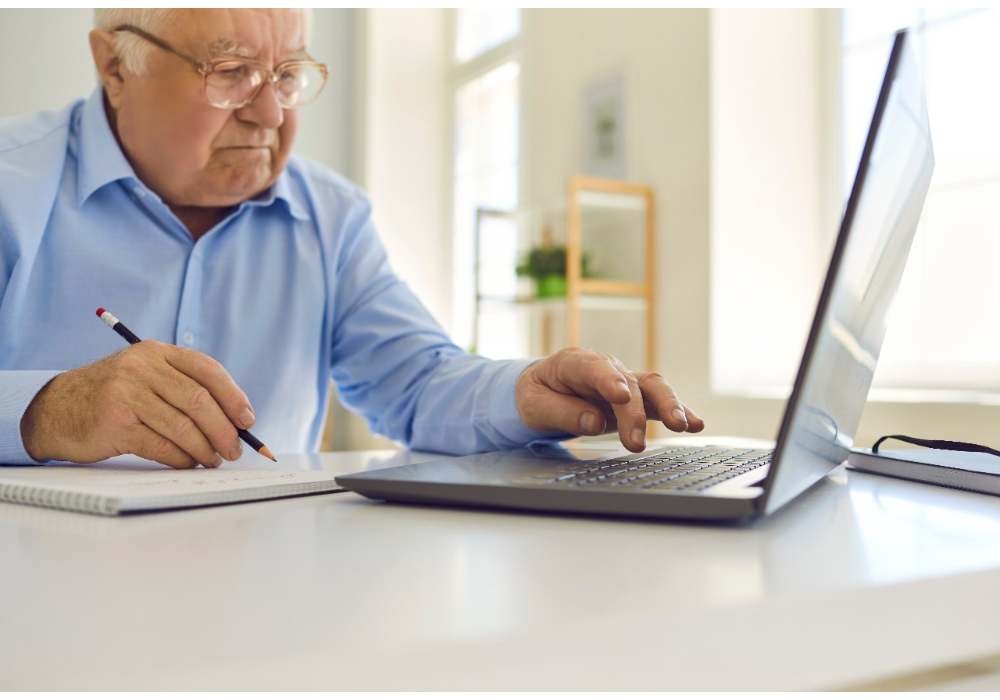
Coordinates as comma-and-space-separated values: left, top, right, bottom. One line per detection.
762, 30, 935, 515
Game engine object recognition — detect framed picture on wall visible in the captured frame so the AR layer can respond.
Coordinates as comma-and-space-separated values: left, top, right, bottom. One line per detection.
583, 73, 627, 179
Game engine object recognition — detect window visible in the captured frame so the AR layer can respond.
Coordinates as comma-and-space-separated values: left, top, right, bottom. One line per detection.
712, 10, 1000, 401
455, 8, 520, 63
843, 9, 1000, 398
450, 9, 522, 354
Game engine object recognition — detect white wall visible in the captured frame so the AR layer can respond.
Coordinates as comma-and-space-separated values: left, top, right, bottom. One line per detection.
359, 8, 450, 330
296, 9, 357, 178
0, 9, 95, 117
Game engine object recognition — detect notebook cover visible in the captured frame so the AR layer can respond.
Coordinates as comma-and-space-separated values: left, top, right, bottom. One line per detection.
847, 448, 1000, 497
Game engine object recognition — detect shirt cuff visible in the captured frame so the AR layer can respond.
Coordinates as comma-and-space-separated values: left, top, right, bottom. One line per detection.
489, 358, 573, 449
0, 370, 63, 465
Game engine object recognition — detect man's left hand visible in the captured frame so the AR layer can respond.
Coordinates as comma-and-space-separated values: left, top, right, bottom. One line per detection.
515, 347, 705, 452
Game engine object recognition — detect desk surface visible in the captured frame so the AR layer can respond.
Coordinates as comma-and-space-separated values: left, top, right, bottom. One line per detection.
3, 441, 1000, 690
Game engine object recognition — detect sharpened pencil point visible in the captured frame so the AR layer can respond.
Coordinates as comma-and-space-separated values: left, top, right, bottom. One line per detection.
260, 446, 276, 462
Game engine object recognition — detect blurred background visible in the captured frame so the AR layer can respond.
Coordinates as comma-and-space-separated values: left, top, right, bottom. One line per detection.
3, 9, 998, 452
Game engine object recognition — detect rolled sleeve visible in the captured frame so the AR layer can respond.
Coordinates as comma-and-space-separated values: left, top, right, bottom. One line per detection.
0, 370, 61, 465
487, 358, 571, 449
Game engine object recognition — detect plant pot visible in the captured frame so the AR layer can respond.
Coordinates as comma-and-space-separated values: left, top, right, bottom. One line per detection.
535, 274, 567, 299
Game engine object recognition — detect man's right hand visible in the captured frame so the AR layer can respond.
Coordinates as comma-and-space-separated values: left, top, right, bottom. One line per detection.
20, 341, 256, 469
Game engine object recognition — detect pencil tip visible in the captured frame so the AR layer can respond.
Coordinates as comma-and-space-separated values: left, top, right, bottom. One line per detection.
260, 446, 276, 462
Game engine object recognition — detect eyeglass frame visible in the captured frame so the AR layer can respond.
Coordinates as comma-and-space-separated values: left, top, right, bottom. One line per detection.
113, 24, 329, 110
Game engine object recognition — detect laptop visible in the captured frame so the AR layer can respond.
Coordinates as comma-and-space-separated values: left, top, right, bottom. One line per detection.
337, 29, 935, 522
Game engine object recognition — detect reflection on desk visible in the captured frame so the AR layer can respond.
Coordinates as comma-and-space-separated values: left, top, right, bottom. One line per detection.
2, 446, 1000, 690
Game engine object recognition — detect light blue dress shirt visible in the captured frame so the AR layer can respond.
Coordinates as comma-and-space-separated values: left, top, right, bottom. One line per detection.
0, 89, 556, 464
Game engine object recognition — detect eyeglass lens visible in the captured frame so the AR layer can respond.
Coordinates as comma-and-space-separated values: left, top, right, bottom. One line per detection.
207, 61, 325, 108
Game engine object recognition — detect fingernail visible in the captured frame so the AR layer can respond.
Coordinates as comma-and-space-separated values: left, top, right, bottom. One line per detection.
673, 408, 687, 424
210, 454, 223, 468
580, 412, 598, 434
616, 381, 630, 395
631, 428, 646, 448
230, 442, 243, 461
240, 408, 255, 428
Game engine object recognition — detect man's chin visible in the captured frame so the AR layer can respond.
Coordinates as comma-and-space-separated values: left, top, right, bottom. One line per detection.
205, 152, 282, 195
195, 172, 279, 207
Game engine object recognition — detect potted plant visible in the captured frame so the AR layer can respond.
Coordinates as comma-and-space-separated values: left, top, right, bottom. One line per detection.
515, 246, 592, 299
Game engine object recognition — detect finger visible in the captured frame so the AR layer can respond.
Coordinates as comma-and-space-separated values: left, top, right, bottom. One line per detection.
127, 421, 199, 470
636, 372, 690, 432
520, 387, 610, 437
681, 404, 706, 433
608, 361, 647, 452
636, 372, 708, 434
548, 349, 633, 406
161, 344, 256, 430
151, 363, 243, 462
133, 387, 224, 468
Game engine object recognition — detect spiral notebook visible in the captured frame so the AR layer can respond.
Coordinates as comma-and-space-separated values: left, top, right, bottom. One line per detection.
0, 457, 344, 516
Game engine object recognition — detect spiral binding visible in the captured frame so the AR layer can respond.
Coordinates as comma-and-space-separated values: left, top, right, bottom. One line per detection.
0, 482, 118, 516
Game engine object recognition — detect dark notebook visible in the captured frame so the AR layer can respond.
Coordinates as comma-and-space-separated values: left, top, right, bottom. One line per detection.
848, 447, 1000, 497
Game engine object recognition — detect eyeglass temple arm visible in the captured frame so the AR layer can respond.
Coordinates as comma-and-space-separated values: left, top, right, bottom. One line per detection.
114, 24, 210, 75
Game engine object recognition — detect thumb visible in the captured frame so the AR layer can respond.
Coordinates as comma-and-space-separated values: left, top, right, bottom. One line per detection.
519, 386, 608, 436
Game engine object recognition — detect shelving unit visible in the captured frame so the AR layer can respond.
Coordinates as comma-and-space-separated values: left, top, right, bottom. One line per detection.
567, 175, 656, 370
473, 176, 656, 370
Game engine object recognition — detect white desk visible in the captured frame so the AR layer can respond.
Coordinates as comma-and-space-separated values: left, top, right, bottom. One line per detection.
2, 444, 1000, 691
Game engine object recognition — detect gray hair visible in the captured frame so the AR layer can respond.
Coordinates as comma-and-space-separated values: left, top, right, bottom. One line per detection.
93, 9, 313, 76
93, 9, 178, 75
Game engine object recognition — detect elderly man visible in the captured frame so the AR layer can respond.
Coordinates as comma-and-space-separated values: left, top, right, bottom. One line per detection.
0, 8, 703, 469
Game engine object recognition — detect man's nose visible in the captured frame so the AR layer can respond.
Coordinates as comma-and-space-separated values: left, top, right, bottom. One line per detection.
235, 80, 284, 129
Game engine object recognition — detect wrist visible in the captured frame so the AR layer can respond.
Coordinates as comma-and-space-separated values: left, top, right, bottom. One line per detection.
514, 362, 540, 425
20, 375, 62, 461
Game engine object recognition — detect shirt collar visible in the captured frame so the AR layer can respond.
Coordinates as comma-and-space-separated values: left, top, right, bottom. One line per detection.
243, 168, 310, 221
76, 88, 137, 207
75, 87, 310, 222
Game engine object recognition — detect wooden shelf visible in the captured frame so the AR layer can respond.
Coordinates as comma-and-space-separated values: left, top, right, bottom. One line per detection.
578, 279, 647, 297
577, 190, 648, 211
478, 294, 648, 312
473, 175, 656, 369
568, 175, 655, 370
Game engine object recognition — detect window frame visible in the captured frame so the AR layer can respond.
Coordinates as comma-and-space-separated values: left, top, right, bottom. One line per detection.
445, 9, 527, 351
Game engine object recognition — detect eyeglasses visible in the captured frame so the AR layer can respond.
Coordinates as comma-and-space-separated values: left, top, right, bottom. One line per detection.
114, 24, 328, 110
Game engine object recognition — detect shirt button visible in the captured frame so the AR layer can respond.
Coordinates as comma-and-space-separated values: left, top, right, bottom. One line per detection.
134, 186, 146, 197
182, 331, 195, 345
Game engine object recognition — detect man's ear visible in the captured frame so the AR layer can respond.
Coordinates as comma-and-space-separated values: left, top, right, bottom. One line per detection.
89, 30, 125, 109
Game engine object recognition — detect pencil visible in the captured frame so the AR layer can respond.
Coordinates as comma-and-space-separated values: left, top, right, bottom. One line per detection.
95, 307, 276, 463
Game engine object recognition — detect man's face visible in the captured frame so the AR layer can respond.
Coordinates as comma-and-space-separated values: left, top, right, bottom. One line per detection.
110, 9, 306, 208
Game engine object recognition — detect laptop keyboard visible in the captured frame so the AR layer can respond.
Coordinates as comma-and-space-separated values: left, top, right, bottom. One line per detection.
536, 446, 773, 493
